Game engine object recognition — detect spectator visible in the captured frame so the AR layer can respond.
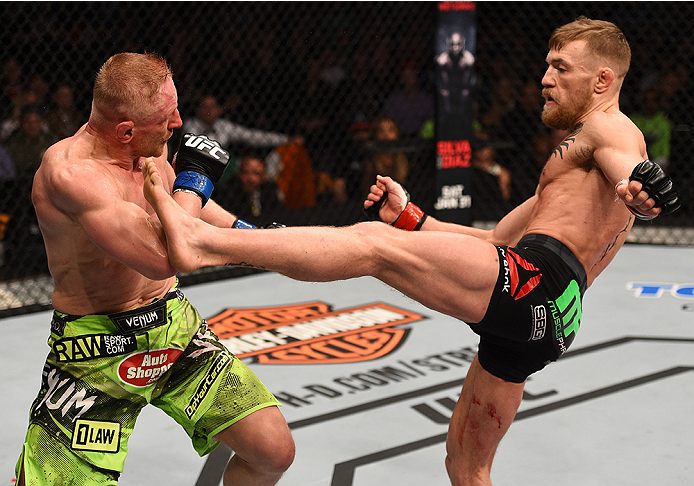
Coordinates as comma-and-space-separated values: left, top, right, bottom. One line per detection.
0, 144, 15, 183
1, 105, 54, 277
0, 58, 24, 122
27, 74, 50, 111
44, 84, 85, 140
1, 90, 42, 142
499, 80, 548, 203
630, 88, 673, 169
470, 141, 513, 221
478, 77, 517, 139
180, 94, 302, 164
501, 80, 546, 157
4, 104, 58, 176
362, 118, 409, 194
383, 63, 434, 138
216, 156, 285, 227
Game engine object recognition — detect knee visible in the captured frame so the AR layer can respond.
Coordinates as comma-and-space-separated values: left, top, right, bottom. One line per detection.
254, 429, 295, 474
271, 432, 295, 474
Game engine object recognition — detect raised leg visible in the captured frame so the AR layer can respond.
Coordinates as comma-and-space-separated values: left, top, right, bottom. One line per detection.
143, 159, 500, 323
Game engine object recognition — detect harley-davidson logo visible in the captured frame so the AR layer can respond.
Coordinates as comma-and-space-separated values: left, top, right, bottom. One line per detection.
207, 302, 424, 364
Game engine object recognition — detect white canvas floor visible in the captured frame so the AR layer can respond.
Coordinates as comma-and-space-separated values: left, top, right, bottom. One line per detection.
2, 243, 693, 485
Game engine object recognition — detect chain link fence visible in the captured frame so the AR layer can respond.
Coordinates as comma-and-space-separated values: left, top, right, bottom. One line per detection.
1, 2, 692, 316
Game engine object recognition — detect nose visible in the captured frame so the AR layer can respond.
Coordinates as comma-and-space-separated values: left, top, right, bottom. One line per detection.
170, 109, 183, 129
541, 68, 554, 88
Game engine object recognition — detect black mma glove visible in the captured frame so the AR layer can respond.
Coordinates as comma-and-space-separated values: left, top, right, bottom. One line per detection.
172, 133, 230, 206
627, 160, 680, 220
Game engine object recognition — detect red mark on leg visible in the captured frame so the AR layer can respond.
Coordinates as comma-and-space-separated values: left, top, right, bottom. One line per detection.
487, 403, 502, 428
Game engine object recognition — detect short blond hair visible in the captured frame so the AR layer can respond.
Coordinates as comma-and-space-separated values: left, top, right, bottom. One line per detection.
549, 16, 631, 78
92, 52, 172, 124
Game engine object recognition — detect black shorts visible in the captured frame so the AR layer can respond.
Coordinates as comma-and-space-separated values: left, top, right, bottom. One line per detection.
469, 234, 588, 383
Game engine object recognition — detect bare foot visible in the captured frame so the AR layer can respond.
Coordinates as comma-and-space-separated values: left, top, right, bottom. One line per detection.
142, 159, 210, 273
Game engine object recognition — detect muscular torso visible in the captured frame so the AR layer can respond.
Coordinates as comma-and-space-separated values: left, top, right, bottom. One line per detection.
32, 127, 176, 315
523, 116, 644, 287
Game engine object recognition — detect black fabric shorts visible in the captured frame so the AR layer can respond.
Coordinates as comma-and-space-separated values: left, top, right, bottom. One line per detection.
469, 234, 588, 383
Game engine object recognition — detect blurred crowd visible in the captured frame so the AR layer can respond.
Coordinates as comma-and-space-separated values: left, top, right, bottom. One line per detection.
1, 2, 693, 278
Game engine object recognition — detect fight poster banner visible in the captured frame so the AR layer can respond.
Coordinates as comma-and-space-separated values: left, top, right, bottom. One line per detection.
434, 1, 476, 224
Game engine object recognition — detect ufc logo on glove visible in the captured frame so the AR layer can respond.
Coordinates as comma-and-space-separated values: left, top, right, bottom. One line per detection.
183, 134, 228, 161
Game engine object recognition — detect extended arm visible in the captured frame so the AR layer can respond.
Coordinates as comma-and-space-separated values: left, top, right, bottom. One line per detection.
364, 175, 536, 246
589, 114, 679, 219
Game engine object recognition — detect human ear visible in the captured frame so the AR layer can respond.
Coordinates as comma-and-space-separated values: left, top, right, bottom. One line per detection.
595, 67, 615, 93
116, 121, 135, 143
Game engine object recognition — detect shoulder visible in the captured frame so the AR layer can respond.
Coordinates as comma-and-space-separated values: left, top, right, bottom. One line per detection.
41, 141, 117, 214
580, 112, 645, 151
582, 111, 641, 138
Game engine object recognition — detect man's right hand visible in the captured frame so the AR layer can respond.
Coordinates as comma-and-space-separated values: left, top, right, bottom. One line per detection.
363, 175, 409, 224
172, 133, 231, 206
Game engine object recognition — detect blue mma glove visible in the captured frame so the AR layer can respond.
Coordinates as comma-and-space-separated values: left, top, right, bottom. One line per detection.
627, 160, 680, 220
173, 133, 230, 206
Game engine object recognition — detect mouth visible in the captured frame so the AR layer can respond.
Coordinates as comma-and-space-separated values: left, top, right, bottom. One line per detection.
542, 90, 556, 104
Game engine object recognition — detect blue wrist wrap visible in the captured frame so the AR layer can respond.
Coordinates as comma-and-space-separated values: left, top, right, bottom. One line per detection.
173, 171, 214, 206
232, 219, 257, 229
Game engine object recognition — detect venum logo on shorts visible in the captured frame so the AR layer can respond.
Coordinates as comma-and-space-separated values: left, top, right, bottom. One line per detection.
206, 302, 424, 365
71, 419, 121, 453
109, 300, 167, 334
505, 249, 542, 300
36, 365, 97, 421
530, 305, 547, 341
53, 334, 137, 362
118, 348, 183, 387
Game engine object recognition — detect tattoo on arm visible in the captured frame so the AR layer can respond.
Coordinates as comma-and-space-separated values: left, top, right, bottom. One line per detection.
552, 123, 583, 159
225, 261, 267, 270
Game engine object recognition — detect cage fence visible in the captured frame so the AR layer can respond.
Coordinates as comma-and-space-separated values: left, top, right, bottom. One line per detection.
1, 2, 692, 316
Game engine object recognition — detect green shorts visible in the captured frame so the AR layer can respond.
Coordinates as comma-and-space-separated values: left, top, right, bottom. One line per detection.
16, 286, 280, 485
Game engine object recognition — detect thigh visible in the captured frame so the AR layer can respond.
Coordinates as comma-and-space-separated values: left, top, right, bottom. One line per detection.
152, 323, 281, 456
446, 355, 525, 477
370, 225, 500, 323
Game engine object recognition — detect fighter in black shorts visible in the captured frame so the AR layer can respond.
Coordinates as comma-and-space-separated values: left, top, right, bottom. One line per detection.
472, 233, 587, 383
140, 17, 682, 480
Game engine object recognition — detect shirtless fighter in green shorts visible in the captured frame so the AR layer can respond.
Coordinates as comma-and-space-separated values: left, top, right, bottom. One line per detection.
16, 52, 294, 486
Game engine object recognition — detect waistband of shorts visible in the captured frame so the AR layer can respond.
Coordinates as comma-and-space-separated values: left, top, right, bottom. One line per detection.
51, 286, 186, 336
517, 234, 587, 294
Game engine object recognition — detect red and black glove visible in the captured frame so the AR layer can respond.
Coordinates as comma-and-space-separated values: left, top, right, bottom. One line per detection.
363, 186, 427, 231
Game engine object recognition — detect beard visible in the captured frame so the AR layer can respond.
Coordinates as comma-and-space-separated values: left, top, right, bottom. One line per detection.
135, 132, 168, 159
541, 87, 592, 130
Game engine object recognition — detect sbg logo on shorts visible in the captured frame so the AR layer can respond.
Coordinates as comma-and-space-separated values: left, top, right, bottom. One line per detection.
530, 305, 547, 340
72, 419, 120, 453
